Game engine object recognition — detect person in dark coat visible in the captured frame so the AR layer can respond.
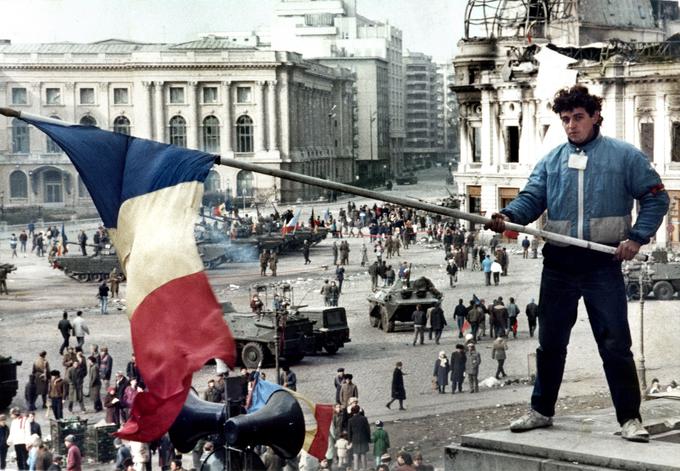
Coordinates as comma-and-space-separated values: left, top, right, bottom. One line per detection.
450, 344, 466, 393
103, 387, 120, 425
57, 312, 72, 356
0, 414, 9, 470
302, 240, 311, 265
429, 304, 447, 345
433, 351, 450, 393
385, 362, 406, 410
347, 406, 371, 471
525, 298, 539, 337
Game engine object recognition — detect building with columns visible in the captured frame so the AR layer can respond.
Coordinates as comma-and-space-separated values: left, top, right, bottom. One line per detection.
272, 0, 404, 182
0, 36, 356, 213
451, 0, 680, 247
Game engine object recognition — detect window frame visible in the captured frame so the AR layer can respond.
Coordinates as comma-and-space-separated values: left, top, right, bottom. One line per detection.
202, 86, 219, 104
236, 115, 254, 153
113, 87, 130, 105
45, 87, 62, 106
169, 115, 187, 147
11, 118, 30, 154
202, 115, 221, 153
169, 86, 186, 104
236, 86, 252, 104
11, 87, 28, 106
113, 115, 131, 135
78, 87, 96, 105
9, 170, 28, 199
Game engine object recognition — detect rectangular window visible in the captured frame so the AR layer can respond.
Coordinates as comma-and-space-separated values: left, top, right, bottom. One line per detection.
11, 88, 27, 105
46, 88, 61, 105
471, 126, 482, 163
169, 87, 185, 104
79, 88, 95, 105
237, 86, 252, 103
505, 126, 519, 163
202, 86, 218, 103
672, 122, 680, 163
113, 88, 129, 105
640, 122, 654, 161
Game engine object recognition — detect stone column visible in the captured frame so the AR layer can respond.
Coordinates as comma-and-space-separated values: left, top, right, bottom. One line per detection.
140, 81, 154, 139
267, 80, 278, 151
187, 81, 199, 149
255, 81, 265, 153
655, 90, 666, 168
222, 81, 233, 153
98, 83, 110, 130
279, 71, 290, 157
481, 90, 493, 169
153, 81, 165, 142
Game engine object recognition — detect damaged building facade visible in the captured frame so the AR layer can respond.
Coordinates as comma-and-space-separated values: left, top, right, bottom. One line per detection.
452, 0, 680, 246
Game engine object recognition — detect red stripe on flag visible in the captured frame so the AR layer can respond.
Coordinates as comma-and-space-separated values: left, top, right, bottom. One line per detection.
115, 271, 235, 442
307, 403, 334, 460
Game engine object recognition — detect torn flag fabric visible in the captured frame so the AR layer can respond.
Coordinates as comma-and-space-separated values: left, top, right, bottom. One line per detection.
19, 114, 236, 442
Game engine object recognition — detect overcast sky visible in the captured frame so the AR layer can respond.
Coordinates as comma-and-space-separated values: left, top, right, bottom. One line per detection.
0, 0, 464, 62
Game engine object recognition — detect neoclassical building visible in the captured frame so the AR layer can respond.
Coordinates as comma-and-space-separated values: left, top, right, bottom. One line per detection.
0, 36, 356, 212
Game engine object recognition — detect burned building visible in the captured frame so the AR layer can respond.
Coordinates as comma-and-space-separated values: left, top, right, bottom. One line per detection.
452, 0, 680, 246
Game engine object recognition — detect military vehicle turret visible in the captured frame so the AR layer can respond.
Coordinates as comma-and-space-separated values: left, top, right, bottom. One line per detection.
0, 355, 22, 410
368, 277, 443, 332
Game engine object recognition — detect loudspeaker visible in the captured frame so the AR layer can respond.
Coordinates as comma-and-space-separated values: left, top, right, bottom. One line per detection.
169, 389, 305, 460
225, 390, 304, 459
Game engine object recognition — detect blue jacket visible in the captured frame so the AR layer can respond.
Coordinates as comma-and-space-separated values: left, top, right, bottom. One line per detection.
501, 133, 668, 246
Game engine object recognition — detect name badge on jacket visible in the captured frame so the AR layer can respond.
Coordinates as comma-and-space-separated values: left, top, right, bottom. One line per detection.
568, 152, 588, 170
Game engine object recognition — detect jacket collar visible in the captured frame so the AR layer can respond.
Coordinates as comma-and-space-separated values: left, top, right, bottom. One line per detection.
567, 127, 602, 153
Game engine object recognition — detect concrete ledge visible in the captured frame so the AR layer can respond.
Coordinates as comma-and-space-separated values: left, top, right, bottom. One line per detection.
445, 398, 680, 471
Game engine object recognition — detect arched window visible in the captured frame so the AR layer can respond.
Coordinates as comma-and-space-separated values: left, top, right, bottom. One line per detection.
204, 170, 221, 193
202, 115, 220, 153
113, 115, 131, 135
9, 170, 28, 198
236, 170, 254, 197
44, 170, 63, 203
12, 119, 29, 153
169, 115, 186, 147
79, 115, 97, 127
46, 115, 62, 153
236, 115, 253, 153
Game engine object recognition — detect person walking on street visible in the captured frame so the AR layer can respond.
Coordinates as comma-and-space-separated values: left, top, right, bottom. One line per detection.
332, 241, 339, 266
525, 298, 539, 337
302, 240, 311, 265
360, 243, 369, 267
64, 435, 82, 471
71, 312, 89, 348
492, 335, 508, 379
109, 268, 121, 299
412, 305, 426, 346
466, 343, 481, 393
453, 299, 467, 338
48, 371, 64, 420
371, 421, 390, 468
507, 297, 520, 338
486, 85, 668, 442
8, 408, 29, 470
269, 251, 278, 277
481, 255, 492, 286
446, 258, 458, 288
450, 344, 466, 393
98, 282, 110, 314
57, 312, 72, 356
433, 351, 450, 394
522, 236, 531, 259
429, 303, 447, 345
386, 362, 406, 410
9, 234, 18, 259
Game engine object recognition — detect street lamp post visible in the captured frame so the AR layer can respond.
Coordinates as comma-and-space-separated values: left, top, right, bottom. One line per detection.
637, 262, 649, 395
369, 108, 377, 181
242, 188, 247, 212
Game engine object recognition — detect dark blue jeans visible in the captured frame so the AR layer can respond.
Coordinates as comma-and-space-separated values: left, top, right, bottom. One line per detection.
531, 265, 641, 426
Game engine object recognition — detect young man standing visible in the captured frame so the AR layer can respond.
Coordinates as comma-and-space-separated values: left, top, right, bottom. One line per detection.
487, 85, 668, 442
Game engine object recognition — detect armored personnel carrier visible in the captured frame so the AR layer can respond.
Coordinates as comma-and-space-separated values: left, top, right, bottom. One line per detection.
368, 277, 443, 332
623, 258, 680, 300
49, 246, 123, 282
0, 355, 22, 410
221, 301, 314, 369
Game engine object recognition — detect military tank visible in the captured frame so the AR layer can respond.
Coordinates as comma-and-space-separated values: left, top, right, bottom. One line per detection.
49, 246, 123, 282
0, 355, 22, 410
368, 276, 443, 332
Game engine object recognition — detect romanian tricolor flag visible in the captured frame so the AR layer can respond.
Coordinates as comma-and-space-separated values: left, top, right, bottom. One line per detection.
17, 112, 236, 442
282, 208, 301, 235
248, 373, 333, 460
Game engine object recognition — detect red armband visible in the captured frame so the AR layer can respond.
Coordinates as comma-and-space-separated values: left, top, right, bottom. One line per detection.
649, 183, 665, 195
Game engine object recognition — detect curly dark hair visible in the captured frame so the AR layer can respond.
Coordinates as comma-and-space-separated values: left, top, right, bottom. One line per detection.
551, 85, 603, 117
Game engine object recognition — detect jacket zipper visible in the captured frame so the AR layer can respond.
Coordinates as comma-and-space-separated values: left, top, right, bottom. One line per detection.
577, 150, 585, 239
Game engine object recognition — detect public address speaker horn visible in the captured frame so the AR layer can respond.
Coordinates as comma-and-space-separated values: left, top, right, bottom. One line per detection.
169, 390, 305, 460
